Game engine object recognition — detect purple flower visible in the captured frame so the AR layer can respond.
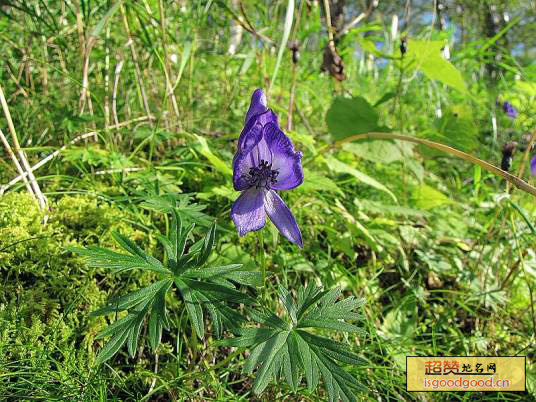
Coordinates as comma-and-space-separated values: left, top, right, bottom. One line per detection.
231, 89, 304, 248
531, 155, 536, 176
502, 102, 517, 119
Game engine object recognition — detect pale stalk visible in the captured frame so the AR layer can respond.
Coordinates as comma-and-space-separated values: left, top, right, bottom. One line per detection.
0, 83, 47, 210
304, 132, 536, 198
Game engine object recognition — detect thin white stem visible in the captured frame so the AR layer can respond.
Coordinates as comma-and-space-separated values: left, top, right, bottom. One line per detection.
95, 167, 142, 175
113, 60, 125, 128
104, 25, 111, 130
0, 128, 34, 196
0, 116, 150, 194
0, 83, 47, 210
121, 5, 153, 120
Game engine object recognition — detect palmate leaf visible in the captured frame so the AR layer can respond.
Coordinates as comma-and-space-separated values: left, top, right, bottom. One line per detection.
71, 210, 257, 364
219, 284, 367, 401
139, 193, 212, 227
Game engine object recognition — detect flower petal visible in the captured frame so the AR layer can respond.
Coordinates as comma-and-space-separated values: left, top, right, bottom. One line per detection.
245, 89, 268, 124
531, 155, 536, 176
263, 123, 304, 190
233, 124, 273, 191
264, 190, 303, 248
233, 124, 263, 190
237, 109, 279, 152
231, 188, 266, 237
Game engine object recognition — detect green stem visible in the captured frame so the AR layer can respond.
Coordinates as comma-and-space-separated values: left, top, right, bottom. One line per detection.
257, 230, 266, 289
303, 132, 536, 198
394, 57, 405, 132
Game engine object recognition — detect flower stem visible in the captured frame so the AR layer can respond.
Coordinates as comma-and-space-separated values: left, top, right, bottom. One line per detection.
257, 230, 266, 289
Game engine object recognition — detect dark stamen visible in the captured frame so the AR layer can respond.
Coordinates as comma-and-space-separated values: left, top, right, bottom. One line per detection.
242, 159, 279, 190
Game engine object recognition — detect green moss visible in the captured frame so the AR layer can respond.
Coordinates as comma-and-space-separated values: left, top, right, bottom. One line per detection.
0, 192, 158, 399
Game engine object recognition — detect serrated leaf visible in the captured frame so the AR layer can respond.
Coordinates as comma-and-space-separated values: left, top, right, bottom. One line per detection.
251, 330, 290, 394
284, 332, 301, 390
157, 234, 175, 267
218, 327, 278, 348
176, 278, 205, 339
91, 279, 172, 316
295, 332, 318, 391
127, 303, 150, 357
278, 286, 297, 325
183, 264, 262, 287
225, 285, 366, 398
95, 313, 135, 340
77, 207, 256, 366
299, 318, 365, 334
298, 331, 365, 365
248, 308, 289, 331
148, 309, 162, 351
170, 209, 183, 259
183, 278, 256, 304
140, 194, 212, 227
196, 221, 216, 267
176, 223, 195, 262
69, 246, 169, 274
95, 328, 130, 365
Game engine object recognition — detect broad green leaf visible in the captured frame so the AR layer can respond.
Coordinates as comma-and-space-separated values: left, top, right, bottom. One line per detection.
405, 39, 467, 94
426, 106, 478, 151
326, 96, 386, 142
373, 91, 396, 107
343, 141, 406, 164
194, 135, 232, 176
334, 199, 379, 251
325, 156, 397, 202
356, 199, 426, 218
411, 184, 452, 210
299, 169, 344, 195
